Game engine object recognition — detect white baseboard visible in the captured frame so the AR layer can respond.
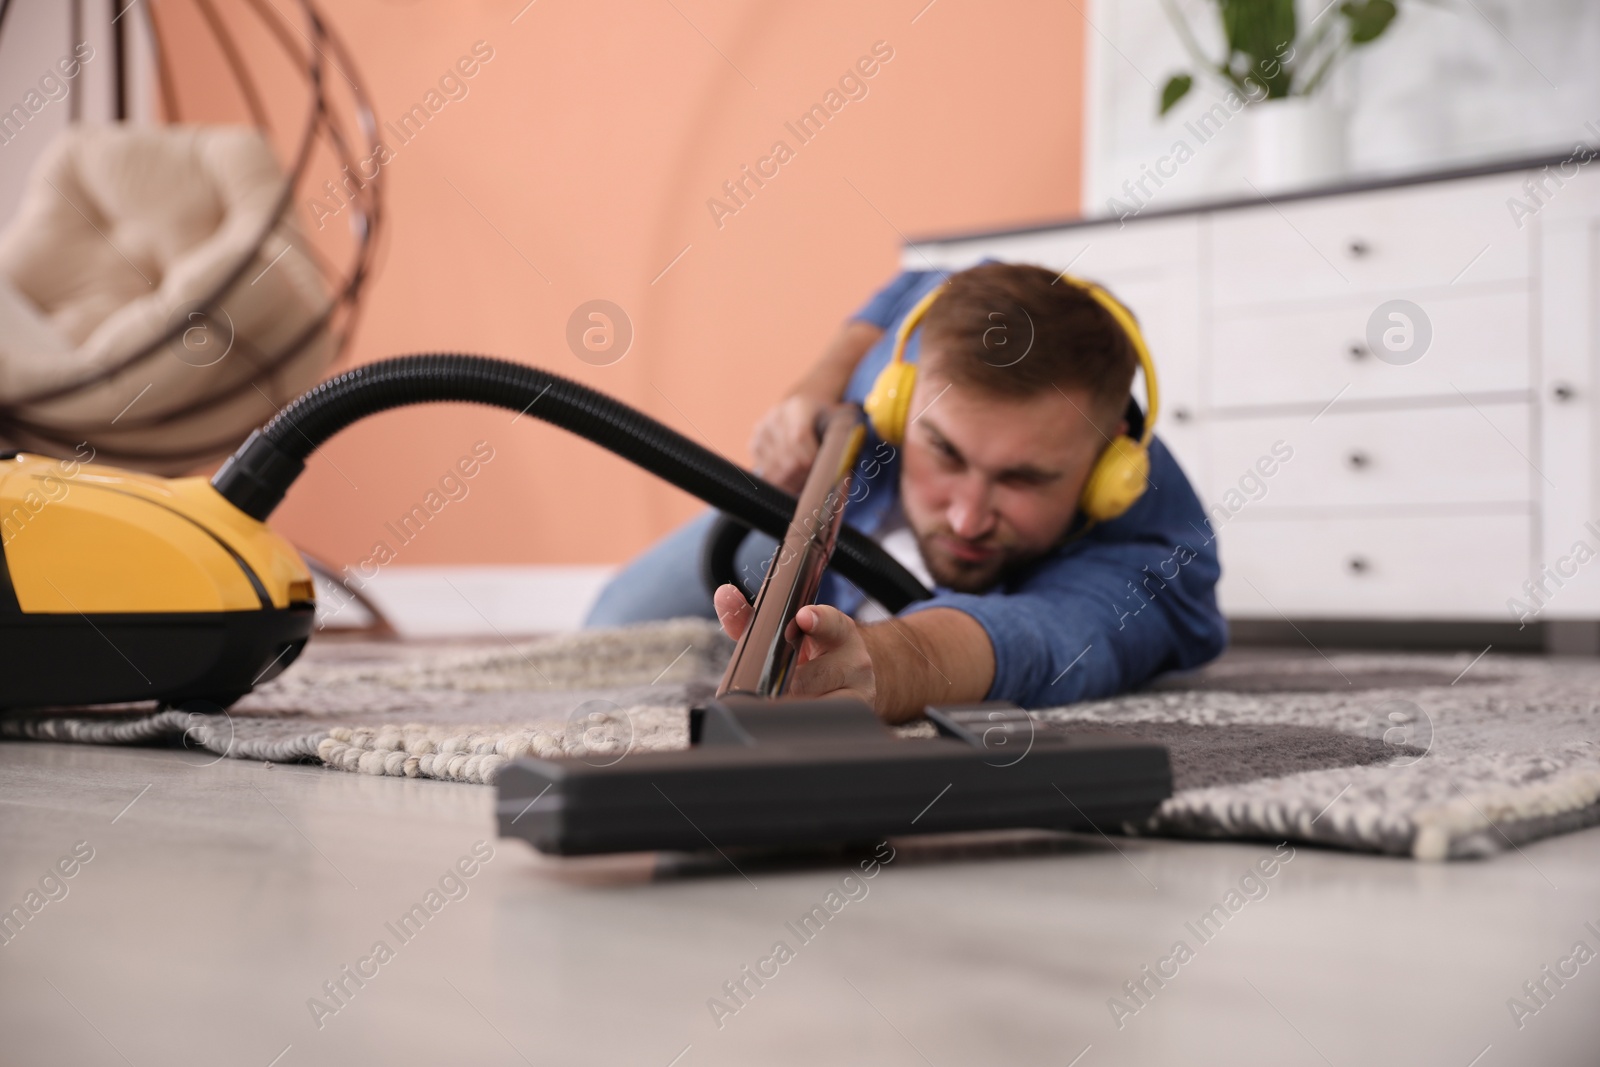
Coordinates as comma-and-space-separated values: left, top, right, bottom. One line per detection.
316, 565, 617, 636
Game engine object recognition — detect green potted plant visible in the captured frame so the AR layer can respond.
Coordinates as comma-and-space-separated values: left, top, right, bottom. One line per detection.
1157, 0, 1402, 189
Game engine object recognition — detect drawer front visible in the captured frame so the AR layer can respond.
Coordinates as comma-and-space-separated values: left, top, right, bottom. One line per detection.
1217, 513, 1531, 619
1205, 403, 1532, 510
1210, 289, 1531, 407
1538, 221, 1600, 615
1210, 175, 1531, 307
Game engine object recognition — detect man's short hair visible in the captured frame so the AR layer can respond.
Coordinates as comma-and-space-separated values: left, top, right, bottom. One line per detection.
919, 262, 1139, 430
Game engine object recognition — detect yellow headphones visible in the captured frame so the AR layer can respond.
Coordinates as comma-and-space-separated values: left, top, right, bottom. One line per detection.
863, 274, 1160, 523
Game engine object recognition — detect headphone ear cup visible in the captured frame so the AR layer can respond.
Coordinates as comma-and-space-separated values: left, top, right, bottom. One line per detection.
864, 361, 919, 445
1079, 437, 1151, 521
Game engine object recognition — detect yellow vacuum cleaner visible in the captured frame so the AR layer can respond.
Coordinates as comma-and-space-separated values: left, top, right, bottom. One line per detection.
0, 353, 930, 711
3, 353, 1173, 856
0, 451, 315, 709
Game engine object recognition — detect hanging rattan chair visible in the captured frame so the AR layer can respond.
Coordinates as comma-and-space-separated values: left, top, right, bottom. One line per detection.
0, 0, 383, 474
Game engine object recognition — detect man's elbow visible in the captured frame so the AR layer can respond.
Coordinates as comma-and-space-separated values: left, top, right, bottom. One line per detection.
1195, 617, 1228, 667
1175, 598, 1229, 671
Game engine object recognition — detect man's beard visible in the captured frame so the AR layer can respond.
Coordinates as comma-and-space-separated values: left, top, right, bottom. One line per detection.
912, 526, 1026, 593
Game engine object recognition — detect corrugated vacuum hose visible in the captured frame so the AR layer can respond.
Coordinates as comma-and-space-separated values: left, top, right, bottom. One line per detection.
211, 354, 932, 613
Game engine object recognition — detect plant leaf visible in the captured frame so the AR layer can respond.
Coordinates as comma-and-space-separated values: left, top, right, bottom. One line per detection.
1341, 0, 1398, 45
1159, 74, 1194, 116
1218, 0, 1296, 99
1220, 0, 1297, 65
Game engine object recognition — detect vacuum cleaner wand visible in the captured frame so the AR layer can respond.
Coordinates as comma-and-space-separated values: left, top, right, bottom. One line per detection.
717, 405, 865, 698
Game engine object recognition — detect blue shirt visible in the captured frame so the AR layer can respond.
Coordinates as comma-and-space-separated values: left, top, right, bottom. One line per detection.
816, 267, 1228, 708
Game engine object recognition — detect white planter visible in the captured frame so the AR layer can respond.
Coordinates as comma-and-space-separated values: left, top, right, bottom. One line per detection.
1246, 96, 1345, 193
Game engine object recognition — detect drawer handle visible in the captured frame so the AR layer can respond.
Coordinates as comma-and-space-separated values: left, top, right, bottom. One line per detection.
1552, 382, 1576, 402
1347, 239, 1371, 258
1346, 451, 1372, 470
1173, 406, 1194, 423
1348, 342, 1368, 360
1346, 555, 1371, 575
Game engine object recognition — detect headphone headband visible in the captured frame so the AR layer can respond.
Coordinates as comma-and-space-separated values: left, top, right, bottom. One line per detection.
886, 273, 1158, 446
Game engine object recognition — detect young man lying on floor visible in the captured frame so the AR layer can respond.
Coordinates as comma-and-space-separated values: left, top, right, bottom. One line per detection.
585, 262, 1226, 722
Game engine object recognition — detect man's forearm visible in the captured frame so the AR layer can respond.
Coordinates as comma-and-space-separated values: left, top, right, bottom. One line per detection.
861, 607, 996, 724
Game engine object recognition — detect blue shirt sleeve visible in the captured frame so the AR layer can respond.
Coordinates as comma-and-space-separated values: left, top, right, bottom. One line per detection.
898, 439, 1227, 708
850, 268, 942, 330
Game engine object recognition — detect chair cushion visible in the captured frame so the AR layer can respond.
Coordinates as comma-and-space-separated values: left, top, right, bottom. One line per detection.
0, 273, 71, 363
0, 124, 334, 471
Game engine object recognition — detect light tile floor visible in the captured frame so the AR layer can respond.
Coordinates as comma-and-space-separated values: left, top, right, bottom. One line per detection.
1, 741, 1596, 1066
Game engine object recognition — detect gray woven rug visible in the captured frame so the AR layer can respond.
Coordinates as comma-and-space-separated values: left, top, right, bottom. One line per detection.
4, 619, 1597, 860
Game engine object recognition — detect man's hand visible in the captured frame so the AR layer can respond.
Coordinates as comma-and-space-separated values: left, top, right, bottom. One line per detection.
713, 587, 996, 722
714, 584, 877, 709
747, 395, 827, 494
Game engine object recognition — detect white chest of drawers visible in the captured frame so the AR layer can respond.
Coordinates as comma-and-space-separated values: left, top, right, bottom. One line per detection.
905, 155, 1600, 632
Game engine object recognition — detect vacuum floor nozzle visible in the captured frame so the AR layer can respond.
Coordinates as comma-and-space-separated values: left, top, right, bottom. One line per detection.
495, 697, 1173, 855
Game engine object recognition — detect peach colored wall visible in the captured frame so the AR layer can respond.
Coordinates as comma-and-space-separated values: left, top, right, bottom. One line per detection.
174, 0, 1085, 566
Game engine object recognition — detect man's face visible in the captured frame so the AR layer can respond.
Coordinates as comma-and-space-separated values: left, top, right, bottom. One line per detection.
896, 359, 1117, 593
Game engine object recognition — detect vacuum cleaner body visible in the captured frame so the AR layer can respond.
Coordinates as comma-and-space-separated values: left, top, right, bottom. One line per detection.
0, 452, 314, 710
